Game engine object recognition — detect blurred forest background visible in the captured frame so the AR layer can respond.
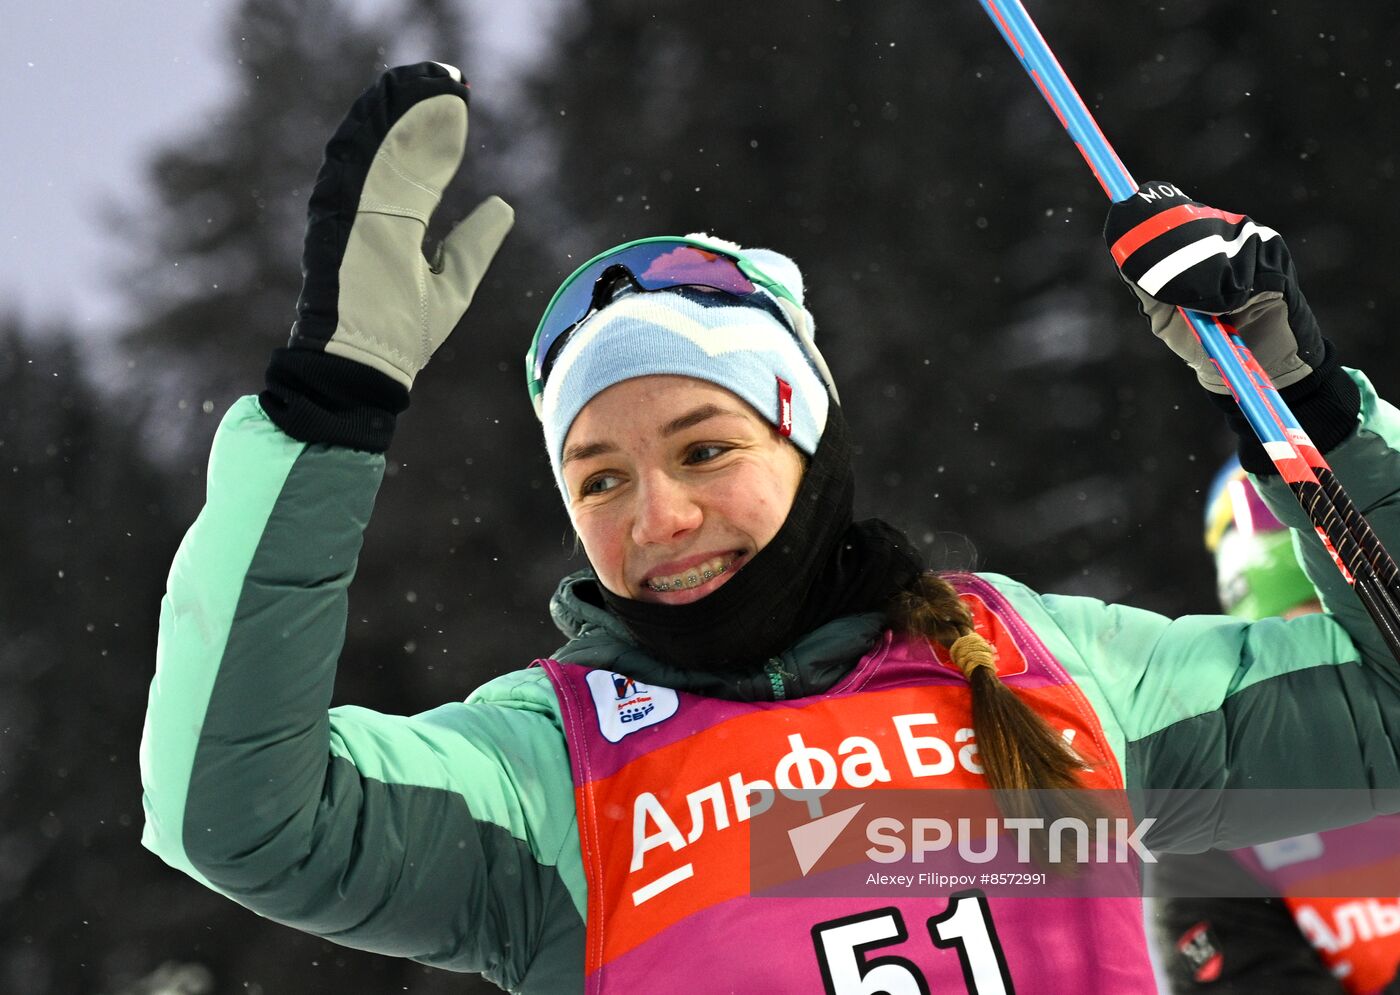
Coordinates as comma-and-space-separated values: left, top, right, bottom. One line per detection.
4, 0, 1398, 991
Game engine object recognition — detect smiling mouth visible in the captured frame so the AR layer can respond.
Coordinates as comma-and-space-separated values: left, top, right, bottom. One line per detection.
644, 554, 741, 593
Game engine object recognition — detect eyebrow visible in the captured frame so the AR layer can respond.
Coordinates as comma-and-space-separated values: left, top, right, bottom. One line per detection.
561, 403, 742, 467
561, 440, 615, 466
662, 403, 735, 437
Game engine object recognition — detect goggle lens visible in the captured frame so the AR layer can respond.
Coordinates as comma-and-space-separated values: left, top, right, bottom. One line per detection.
528, 239, 780, 405
633, 245, 756, 295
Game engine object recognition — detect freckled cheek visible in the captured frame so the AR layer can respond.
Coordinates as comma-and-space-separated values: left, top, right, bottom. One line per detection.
716, 477, 793, 543
763, 466, 802, 538
753, 495, 792, 543
574, 511, 631, 589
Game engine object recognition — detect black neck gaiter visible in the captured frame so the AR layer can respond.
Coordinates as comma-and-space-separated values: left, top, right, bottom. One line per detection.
599, 406, 924, 672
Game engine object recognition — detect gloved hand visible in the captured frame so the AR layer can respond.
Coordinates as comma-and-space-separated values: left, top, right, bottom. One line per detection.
262, 62, 514, 450
1103, 180, 1322, 394
1103, 180, 1357, 475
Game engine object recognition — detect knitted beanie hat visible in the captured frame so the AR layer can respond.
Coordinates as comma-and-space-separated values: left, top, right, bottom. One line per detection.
538, 236, 835, 502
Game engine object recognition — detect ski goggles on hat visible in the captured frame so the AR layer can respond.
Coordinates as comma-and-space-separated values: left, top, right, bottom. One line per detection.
526, 236, 824, 418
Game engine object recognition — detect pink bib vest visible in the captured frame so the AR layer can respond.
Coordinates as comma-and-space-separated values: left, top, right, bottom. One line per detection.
1232, 824, 1400, 993
543, 575, 1156, 993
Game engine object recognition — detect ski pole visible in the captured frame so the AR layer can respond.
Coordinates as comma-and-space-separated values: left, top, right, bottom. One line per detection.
974, 0, 1400, 658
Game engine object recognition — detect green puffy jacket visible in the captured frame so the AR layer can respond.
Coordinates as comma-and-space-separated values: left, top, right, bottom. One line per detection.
142, 369, 1400, 992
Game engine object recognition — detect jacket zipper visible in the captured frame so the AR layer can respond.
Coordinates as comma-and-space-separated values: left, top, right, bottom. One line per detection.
765, 659, 787, 701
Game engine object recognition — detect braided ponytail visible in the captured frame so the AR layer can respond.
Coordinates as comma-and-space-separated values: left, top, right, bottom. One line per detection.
889, 572, 1101, 867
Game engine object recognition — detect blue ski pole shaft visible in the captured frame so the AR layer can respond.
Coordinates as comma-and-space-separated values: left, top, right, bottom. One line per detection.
975, 0, 1400, 648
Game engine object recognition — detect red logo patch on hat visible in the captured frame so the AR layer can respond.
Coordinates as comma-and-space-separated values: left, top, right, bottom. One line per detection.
776, 377, 793, 437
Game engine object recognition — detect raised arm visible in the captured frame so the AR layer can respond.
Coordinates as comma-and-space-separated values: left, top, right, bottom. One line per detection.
1025, 185, 1400, 851
1101, 181, 1400, 683
139, 65, 585, 991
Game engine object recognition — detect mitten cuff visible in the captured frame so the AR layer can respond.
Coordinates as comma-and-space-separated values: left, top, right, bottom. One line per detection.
1211, 339, 1361, 475
260, 347, 410, 452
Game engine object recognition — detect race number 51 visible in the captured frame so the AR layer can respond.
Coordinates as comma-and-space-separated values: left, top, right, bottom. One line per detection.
811, 890, 1014, 994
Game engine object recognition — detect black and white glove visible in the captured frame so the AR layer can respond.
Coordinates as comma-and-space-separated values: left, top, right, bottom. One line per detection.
261, 62, 514, 451
1104, 180, 1358, 473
